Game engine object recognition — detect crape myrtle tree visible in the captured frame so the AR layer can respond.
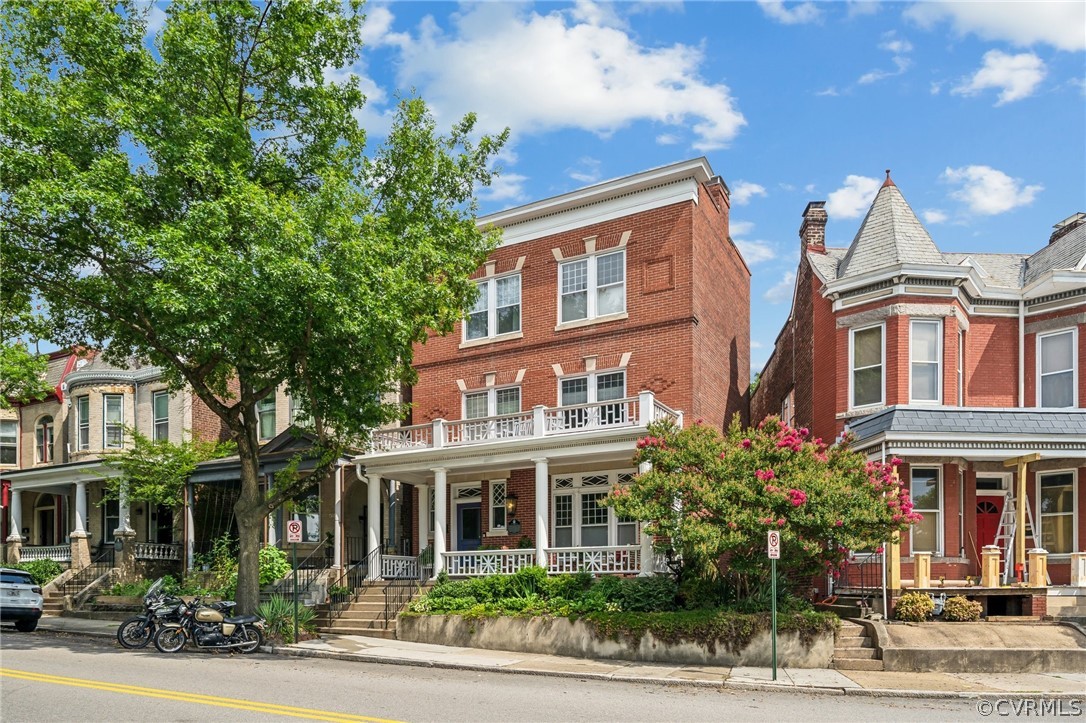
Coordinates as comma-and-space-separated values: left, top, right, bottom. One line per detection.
1, 0, 508, 612
607, 417, 920, 591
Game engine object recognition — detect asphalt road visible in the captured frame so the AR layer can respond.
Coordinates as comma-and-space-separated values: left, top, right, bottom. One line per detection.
0, 630, 983, 722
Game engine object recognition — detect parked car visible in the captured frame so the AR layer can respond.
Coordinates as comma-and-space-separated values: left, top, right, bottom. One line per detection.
0, 568, 44, 632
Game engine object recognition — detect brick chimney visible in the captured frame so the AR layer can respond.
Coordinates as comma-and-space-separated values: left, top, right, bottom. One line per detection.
1049, 212, 1085, 245
800, 201, 827, 254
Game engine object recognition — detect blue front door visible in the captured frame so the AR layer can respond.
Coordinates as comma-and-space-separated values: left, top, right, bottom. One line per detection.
457, 503, 482, 551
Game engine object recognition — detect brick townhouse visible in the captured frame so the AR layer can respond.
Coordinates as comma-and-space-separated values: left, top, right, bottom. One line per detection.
351, 158, 751, 580
752, 173, 1085, 613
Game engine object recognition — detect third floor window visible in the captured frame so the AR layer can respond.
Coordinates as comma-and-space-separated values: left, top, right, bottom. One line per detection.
258, 395, 276, 440
104, 394, 123, 448
466, 275, 521, 341
1038, 329, 1076, 408
559, 250, 625, 325
153, 391, 170, 441
76, 396, 89, 450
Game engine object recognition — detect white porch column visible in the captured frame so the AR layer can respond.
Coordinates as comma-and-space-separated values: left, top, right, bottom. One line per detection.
7, 488, 22, 541
417, 484, 430, 556
533, 457, 549, 568
116, 484, 134, 534
638, 461, 654, 577
432, 469, 447, 577
185, 484, 195, 572
332, 464, 343, 569
73, 481, 87, 535
366, 474, 381, 579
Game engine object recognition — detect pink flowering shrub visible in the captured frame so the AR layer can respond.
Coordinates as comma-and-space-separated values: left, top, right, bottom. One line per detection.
607, 416, 920, 582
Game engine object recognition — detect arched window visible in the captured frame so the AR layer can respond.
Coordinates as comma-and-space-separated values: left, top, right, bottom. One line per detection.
36, 416, 54, 463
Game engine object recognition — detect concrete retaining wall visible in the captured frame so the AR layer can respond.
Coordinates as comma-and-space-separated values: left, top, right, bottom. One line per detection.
397, 615, 834, 668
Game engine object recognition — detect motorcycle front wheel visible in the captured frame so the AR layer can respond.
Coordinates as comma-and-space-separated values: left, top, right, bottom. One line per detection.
236, 626, 263, 654
117, 617, 154, 649
154, 627, 187, 653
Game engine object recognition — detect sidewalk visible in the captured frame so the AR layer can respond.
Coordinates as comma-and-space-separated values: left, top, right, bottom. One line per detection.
28, 616, 1086, 700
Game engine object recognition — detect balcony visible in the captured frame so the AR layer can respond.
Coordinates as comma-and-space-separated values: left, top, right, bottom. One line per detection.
368, 391, 682, 456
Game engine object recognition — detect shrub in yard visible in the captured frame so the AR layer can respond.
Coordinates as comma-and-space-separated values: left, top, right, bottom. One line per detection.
257, 594, 317, 644
10, 559, 64, 586
894, 592, 935, 622
941, 596, 982, 622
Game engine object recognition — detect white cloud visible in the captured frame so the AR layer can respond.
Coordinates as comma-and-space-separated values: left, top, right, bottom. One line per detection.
655, 133, 681, 145
567, 157, 602, 184
757, 1, 822, 25
730, 220, 756, 237
390, 3, 746, 151
922, 209, 949, 224
952, 50, 1047, 106
751, 340, 765, 349
144, 2, 167, 37
859, 31, 913, 85
942, 165, 1043, 216
905, 1, 1085, 52
763, 271, 796, 304
803, 183, 817, 194
479, 173, 530, 203
816, 86, 841, 97
736, 240, 778, 265
846, 1, 881, 18
570, 0, 629, 30
731, 180, 768, 206
826, 175, 881, 219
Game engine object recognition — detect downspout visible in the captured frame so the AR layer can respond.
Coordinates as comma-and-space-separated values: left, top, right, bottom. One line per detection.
1018, 299, 1025, 406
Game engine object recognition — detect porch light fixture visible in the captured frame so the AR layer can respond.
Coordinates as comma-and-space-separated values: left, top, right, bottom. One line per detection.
505, 493, 518, 519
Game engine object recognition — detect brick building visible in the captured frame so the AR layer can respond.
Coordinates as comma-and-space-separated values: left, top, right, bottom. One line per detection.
353, 158, 751, 578
752, 173, 1085, 601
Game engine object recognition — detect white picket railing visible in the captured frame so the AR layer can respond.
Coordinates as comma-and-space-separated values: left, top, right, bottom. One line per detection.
381, 554, 420, 580
370, 425, 433, 453
442, 549, 537, 577
134, 542, 182, 561
546, 546, 642, 575
443, 412, 534, 445
542, 399, 636, 433
18, 544, 72, 562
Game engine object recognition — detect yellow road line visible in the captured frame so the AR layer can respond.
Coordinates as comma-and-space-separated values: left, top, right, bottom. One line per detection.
0, 668, 407, 723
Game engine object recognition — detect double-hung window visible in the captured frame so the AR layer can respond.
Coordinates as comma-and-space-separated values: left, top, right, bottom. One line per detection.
104, 395, 123, 449
36, 416, 54, 462
1038, 329, 1077, 408
559, 370, 626, 428
559, 250, 625, 325
850, 324, 884, 408
257, 395, 276, 440
76, 396, 90, 450
910, 319, 942, 404
910, 467, 941, 554
489, 480, 507, 534
552, 472, 638, 548
0, 420, 17, 465
463, 387, 521, 439
152, 391, 170, 441
466, 275, 521, 341
1038, 471, 1075, 554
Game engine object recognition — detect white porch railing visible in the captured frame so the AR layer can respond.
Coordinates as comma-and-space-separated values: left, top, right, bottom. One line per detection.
381, 554, 421, 579
367, 391, 683, 454
134, 542, 182, 561
443, 549, 537, 577
547, 545, 642, 575
19, 544, 72, 562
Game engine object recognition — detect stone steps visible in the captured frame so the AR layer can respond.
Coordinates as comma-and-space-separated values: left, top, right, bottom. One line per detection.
833, 622, 884, 671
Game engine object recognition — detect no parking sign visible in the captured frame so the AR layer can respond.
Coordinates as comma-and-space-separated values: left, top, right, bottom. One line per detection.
286, 519, 303, 543
767, 530, 780, 559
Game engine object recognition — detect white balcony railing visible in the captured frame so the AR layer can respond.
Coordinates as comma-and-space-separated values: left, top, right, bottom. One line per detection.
19, 544, 72, 562
367, 391, 683, 455
443, 549, 537, 577
547, 545, 642, 575
134, 542, 182, 561
381, 554, 421, 579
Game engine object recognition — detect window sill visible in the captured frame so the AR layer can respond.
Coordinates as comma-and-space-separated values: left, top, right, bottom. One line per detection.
459, 331, 524, 350
555, 312, 628, 332
486, 528, 507, 537
836, 404, 887, 420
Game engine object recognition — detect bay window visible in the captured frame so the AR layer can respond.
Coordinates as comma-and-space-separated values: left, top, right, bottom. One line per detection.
1038, 329, 1077, 408
104, 394, 123, 448
850, 324, 884, 408
559, 250, 625, 325
1038, 471, 1075, 554
76, 396, 89, 450
466, 274, 521, 341
551, 472, 638, 547
910, 319, 942, 404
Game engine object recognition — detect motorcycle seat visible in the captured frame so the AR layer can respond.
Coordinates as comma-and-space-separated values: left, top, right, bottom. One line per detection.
225, 614, 261, 625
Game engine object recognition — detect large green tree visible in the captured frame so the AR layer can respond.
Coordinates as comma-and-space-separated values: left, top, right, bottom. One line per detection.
2, 0, 507, 611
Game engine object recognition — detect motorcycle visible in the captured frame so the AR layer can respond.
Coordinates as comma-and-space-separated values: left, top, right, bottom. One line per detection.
153, 595, 264, 654
116, 578, 236, 649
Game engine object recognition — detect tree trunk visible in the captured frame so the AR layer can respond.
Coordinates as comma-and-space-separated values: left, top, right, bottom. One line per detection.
233, 419, 265, 615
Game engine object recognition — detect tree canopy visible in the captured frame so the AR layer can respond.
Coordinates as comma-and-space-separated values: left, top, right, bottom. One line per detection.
2, 0, 507, 611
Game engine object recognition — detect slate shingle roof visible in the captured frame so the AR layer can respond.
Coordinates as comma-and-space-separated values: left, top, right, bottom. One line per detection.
837, 181, 945, 278
941, 252, 1027, 289
848, 407, 1086, 443
1025, 221, 1086, 285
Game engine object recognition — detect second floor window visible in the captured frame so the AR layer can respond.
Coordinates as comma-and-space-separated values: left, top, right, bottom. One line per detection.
104, 395, 123, 448
257, 395, 276, 440
559, 250, 625, 325
910, 319, 942, 404
153, 391, 170, 441
1038, 329, 1076, 408
560, 370, 626, 427
850, 324, 884, 408
76, 396, 89, 450
0, 420, 17, 464
466, 275, 521, 341
36, 415, 54, 462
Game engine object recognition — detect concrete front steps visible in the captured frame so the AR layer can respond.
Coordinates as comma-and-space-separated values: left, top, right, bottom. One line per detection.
314, 583, 398, 639
833, 620, 884, 671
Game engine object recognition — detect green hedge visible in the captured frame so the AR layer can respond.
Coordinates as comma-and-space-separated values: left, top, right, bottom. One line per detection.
8, 559, 65, 586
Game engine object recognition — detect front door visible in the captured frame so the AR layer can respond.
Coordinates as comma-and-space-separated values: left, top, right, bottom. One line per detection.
976, 497, 1004, 549
457, 503, 482, 551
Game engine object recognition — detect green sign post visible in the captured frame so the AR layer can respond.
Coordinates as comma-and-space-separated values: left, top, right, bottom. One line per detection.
287, 519, 303, 644
768, 530, 780, 681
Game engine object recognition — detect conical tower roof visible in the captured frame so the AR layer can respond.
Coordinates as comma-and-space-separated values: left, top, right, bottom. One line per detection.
837, 171, 945, 278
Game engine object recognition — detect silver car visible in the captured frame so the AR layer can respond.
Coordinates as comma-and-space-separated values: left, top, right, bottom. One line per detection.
0, 568, 44, 632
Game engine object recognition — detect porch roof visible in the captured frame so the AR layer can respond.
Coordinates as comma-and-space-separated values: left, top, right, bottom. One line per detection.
0, 459, 117, 492
187, 426, 352, 485
847, 406, 1086, 461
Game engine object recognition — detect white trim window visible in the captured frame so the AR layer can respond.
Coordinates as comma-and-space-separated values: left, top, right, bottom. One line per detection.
559, 250, 625, 324
76, 396, 90, 451
1038, 471, 1076, 555
1038, 329, 1077, 408
257, 395, 276, 440
910, 319, 942, 404
488, 480, 507, 535
552, 471, 638, 547
152, 390, 170, 441
466, 274, 521, 341
463, 387, 522, 440
559, 370, 626, 428
910, 467, 942, 554
104, 394, 124, 449
850, 324, 884, 409
0, 419, 17, 465
36, 415, 54, 462
781, 388, 795, 428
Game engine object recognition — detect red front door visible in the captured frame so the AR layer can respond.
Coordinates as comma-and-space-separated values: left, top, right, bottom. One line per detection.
976, 496, 1004, 549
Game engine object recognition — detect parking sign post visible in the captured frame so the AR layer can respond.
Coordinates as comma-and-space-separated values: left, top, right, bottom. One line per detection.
767, 530, 781, 681
287, 519, 303, 643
